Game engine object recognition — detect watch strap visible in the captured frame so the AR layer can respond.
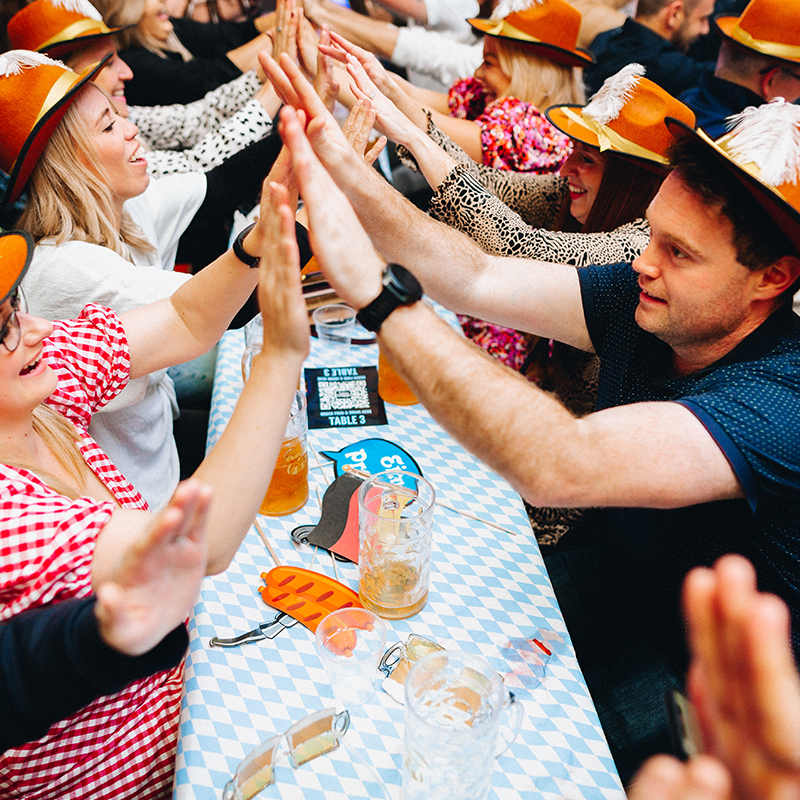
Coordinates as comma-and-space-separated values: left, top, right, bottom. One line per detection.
232, 222, 260, 269
356, 263, 422, 333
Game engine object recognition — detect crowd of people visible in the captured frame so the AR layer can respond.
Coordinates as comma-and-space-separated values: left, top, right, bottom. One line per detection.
1, 0, 799, 797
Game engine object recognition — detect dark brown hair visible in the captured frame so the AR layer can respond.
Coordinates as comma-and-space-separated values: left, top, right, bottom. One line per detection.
667, 134, 796, 270
552, 149, 664, 233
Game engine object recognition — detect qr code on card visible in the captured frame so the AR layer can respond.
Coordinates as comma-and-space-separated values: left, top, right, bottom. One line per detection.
318, 379, 370, 411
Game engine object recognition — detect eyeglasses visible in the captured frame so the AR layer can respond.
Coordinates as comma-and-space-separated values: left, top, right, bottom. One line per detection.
0, 286, 26, 353
222, 708, 350, 800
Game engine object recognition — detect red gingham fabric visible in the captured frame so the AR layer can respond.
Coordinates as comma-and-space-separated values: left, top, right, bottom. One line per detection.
0, 305, 183, 799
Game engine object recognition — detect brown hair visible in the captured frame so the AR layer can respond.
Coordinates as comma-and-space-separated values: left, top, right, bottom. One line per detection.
667, 135, 796, 271
6, 405, 95, 499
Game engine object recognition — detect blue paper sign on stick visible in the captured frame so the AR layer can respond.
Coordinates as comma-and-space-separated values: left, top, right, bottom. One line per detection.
321, 439, 423, 479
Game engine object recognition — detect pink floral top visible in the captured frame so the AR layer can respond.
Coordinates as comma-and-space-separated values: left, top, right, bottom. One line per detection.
448, 77, 572, 368
447, 76, 571, 174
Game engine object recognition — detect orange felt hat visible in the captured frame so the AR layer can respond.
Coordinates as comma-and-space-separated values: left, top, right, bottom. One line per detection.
8, 0, 129, 59
468, 0, 594, 69
0, 232, 33, 305
0, 50, 112, 204
715, 0, 800, 67
666, 99, 800, 257
546, 64, 696, 167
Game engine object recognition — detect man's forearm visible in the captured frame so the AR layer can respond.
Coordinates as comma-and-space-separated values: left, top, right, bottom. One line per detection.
377, 302, 585, 507
320, 143, 488, 308
308, 1, 400, 57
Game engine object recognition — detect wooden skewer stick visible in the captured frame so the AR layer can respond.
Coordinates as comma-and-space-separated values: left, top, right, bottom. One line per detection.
309, 443, 331, 485
342, 465, 518, 536
436, 499, 517, 536
253, 518, 282, 567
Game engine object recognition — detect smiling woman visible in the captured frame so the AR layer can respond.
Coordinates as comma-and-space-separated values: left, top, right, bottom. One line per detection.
0, 55, 310, 797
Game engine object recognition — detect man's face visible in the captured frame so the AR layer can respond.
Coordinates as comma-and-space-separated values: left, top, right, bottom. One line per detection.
69, 38, 133, 118
672, 0, 714, 51
632, 172, 767, 362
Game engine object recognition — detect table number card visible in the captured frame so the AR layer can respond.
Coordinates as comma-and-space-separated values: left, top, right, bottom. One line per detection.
305, 366, 388, 429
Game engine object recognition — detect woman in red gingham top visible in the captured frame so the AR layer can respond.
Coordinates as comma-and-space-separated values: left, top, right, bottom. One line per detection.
0, 109, 308, 798
0, 305, 183, 800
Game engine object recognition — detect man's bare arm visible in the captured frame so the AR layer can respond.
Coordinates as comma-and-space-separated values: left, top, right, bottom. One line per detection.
263, 53, 591, 348
282, 104, 744, 510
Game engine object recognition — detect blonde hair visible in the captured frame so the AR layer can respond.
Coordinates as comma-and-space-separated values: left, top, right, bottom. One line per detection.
91, 0, 193, 61
18, 94, 153, 257
495, 38, 585, 109
5, 405, 94, 500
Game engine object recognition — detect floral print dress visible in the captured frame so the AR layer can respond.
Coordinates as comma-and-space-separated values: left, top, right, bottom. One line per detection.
447, 76, 571, 370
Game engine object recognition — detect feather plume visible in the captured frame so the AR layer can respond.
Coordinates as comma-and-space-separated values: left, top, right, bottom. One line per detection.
0, 51, 64, 78
583, 64, 644, 125
491, 0, 542, 21
51, 0, 103, 21
724, 99, 800, 187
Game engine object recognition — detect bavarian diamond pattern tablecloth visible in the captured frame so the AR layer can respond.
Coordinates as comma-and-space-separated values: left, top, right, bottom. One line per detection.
172, 328, 625, 800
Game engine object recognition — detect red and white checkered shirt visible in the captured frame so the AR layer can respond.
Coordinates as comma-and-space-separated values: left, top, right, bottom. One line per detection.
0, 305, 183, 800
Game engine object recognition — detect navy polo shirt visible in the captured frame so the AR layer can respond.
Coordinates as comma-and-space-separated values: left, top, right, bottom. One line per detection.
578, 261, 800, 664
680, 73, 765, 140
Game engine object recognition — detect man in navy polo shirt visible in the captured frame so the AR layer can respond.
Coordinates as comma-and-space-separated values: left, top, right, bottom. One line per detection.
263, 54, 800, 785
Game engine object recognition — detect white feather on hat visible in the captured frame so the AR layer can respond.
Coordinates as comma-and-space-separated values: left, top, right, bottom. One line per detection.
0, 50, 65, 78
491, 0, 543, 21
583, 64, 645, 125
724, 99, 800, 187
50, 0, 103, 21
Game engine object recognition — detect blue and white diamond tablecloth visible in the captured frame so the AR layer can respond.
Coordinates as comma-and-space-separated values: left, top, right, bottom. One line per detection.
173, 327, 625, 800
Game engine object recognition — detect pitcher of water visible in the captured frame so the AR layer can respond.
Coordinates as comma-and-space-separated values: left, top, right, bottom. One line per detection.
402, 650, 523, 800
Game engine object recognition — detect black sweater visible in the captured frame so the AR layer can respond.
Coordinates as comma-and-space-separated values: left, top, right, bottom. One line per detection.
0, 598, 188, 752
120, 17, 259, 106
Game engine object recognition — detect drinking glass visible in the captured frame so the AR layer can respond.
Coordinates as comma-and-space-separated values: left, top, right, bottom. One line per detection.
358, 470, 435, 619
260, 389, 309, 516
377, 344, 418, 405
315, 608, 387, 707
402, 650, 523, 800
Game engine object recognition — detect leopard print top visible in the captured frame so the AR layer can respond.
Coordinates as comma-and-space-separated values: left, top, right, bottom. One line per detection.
401, 122, 653, 546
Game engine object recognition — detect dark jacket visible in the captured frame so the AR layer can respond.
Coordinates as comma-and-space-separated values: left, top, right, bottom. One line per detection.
585, 18, 715, 98
680, 72, 765, 139
120, 17, 259, 106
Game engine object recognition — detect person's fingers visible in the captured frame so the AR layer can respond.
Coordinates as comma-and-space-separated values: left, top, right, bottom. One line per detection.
317, 42, 348, 64
364, 135, 386, 166
629, 755, 731, 800
260, 51, 301, 107
278, 52, 329, 116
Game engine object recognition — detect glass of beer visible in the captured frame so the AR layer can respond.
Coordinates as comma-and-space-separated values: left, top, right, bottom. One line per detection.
378, 346, 418, 405
358, 470, 435, 619
260, 390, 309, 516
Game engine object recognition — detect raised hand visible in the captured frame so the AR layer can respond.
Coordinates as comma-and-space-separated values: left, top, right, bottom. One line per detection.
253, 175, 310, 363
312, 25, 340, 112
628, 755, 732, 800
341, 98, 387, 166
278, 104, 384, 310
683, 554, 800, 800
94, 480, 211, 656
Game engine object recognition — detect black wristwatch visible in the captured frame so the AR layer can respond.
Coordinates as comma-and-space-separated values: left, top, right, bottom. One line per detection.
232, 222, 260, 269
356, 263, 423, 333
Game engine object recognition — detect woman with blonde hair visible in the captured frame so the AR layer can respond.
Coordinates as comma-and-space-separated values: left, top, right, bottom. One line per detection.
0, 50, 280, 510
0, 58, 308, 798
327, 0, 591, 172
92, 0, 274, 104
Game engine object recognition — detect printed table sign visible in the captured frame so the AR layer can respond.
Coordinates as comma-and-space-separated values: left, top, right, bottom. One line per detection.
305, 366, 387, 429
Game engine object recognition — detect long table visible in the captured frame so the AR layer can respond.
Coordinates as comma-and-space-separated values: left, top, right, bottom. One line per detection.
172, 327, 625, 800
